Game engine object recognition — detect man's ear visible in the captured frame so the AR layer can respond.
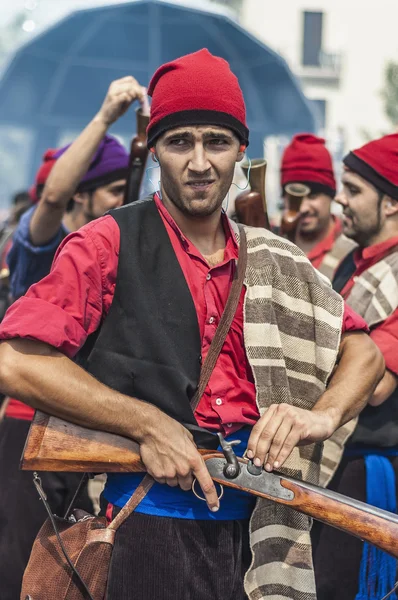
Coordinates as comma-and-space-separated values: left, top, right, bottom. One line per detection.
236, 145, 246, 163
73, 192, 89, 206
384, 196, 398, 216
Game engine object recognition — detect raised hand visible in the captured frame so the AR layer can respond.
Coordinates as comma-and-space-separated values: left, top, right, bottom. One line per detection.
96, 76, 147, 126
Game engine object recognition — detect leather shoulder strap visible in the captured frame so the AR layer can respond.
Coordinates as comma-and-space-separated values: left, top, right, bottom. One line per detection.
190, 225, 247, 412
108, 474, 155, 532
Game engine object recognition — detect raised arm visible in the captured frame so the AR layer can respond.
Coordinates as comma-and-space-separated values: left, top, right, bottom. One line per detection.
247, 331, 384, 471
29, 76, 146, 246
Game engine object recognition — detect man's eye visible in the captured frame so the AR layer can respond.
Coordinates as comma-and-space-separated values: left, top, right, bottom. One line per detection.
209, 138, 228, 146
169, 139, 187, 146
348, 185, 359, 195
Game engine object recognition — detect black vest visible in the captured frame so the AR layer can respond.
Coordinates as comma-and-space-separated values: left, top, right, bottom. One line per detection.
77, 197, 217, 448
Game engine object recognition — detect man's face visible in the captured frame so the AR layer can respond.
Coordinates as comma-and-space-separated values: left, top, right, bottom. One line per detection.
85, 179, 126, 220
335, 171, 383, 246
155, 125, 244, 218
284, 191, 332, 236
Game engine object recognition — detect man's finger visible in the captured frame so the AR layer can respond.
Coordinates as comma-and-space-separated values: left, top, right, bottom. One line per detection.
165, 477, 179, 487
252, 412, 285, 466
265, 421, 293, 471
178, 474, 193, 491
272, 429, 301, 470
246, 406, 276, 459
193, 459, 219, 512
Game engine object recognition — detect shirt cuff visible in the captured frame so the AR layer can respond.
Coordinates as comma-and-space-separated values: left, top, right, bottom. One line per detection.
11, 206, 67, 255
0, 296, 87, 358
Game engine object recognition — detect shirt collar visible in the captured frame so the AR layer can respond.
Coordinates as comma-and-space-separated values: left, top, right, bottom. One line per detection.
355, 235, 398, 265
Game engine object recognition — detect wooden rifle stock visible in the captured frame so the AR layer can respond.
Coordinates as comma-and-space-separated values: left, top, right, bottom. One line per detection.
280, 182, 310, 241
22, 412, 398, 559
235, 159, 271, 229
123, 107, 150, 205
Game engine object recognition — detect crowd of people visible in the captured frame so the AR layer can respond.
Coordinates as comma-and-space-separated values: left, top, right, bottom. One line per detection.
0, 47, 396, 600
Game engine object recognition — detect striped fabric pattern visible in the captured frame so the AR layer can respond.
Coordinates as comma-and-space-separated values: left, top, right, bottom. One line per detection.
346, 250, 398, 327
229, 222, 345, 600
317, 234, 357, 282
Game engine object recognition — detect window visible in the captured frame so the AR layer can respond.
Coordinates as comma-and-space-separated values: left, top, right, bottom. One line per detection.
302, 11, 323, 67
309, 99, 327, 130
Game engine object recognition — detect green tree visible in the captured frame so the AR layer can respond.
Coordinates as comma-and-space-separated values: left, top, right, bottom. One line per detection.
382, 61, 398, 128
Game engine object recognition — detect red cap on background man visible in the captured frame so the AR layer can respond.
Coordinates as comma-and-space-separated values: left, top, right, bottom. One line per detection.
29, 148, 58, 203
343, 133, 398, 200
146, 48, 249, 149
281, 133, 336, 198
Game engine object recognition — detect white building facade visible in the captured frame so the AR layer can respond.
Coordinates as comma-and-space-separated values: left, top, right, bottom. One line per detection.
240, 0, 398, 151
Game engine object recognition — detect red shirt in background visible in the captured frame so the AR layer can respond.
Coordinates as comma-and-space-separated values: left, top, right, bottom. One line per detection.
340, 236, 398, 376
0, 195, 367, 424
306, 216, 342, 270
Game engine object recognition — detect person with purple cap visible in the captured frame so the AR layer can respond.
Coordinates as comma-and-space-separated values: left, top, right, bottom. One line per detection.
8, 75, 146, 300
0, 75, 146, 600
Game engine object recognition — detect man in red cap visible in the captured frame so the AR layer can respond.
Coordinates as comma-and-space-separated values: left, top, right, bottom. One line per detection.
312, 133, 398, 600
281, 133, 355, 279
0, 50, 383, 600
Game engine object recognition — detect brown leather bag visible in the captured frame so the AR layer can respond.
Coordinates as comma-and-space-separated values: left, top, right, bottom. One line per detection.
21, 474, 154, 600
20, 226, 247, 600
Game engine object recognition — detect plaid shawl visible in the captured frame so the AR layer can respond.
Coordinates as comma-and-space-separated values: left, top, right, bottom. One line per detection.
229, 222, 345, 600
345, 248, 398, 327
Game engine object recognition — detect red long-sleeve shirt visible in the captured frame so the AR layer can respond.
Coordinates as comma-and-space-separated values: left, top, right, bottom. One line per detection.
0, 195, 367, 425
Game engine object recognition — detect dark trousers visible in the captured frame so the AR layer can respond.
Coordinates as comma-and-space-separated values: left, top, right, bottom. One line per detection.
0, 417, 93, 600
105, 506, 251, 600
311, 455, 398, 600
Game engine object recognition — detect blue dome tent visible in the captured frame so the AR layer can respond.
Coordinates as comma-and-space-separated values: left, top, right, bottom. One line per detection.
0, 0, 315, 197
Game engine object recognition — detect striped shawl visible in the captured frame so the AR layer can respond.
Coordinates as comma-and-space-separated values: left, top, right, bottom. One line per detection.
230, 222, 346, 600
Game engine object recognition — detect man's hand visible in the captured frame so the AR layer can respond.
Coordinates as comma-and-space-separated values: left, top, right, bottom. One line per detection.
246, 404, 336, 472
95, 76, 147, 127
139, 408, 220, 512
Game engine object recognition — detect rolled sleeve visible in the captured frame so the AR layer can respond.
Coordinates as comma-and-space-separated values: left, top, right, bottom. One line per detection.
342, 302, 369, 333
0, 215, 120, 357
0, 297, 87, 358
370, 311, 398, 375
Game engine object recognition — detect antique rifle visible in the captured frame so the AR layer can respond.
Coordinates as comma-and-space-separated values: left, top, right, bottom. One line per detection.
234, 159, 271, 229
123, 94, 150, 205
280, 182, 310, 241
22, 411, 398, 560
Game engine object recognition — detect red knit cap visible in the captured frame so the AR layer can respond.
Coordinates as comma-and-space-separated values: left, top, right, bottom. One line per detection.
28, 148, 58, 203
281, 133, 336, 197
147, 49, 249, 148
343, 133, 398, 200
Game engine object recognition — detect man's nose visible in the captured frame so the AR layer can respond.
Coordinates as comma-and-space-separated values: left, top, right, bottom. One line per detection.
299, 197, 312, 214
335, 190, 347, 207
188, 146, 211, 173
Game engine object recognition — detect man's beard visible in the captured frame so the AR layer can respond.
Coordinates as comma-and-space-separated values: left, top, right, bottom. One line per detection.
298, 213, 328, 239
343, 205, 382, 247
162, 176, 231, 218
